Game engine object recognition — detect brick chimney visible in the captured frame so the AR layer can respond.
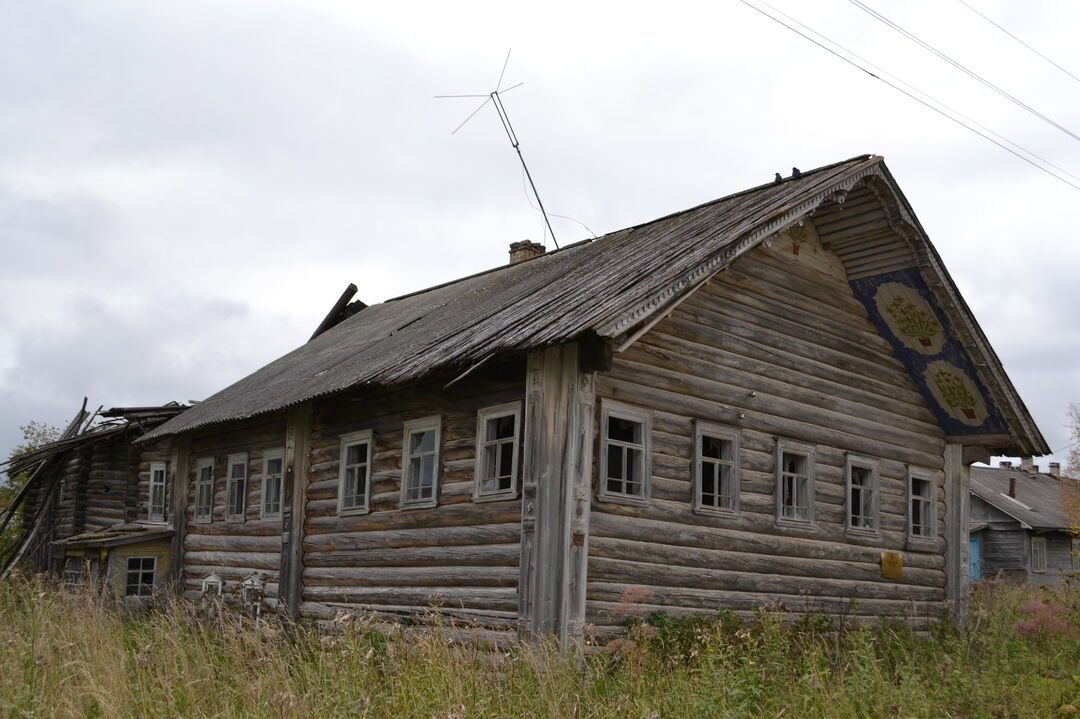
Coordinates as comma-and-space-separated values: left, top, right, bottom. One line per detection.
1020, 456, 1035, 473
1049, 462, 1060, 477
509, 240, 545, 265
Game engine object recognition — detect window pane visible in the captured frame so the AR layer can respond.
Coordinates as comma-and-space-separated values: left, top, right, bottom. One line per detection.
483, 444, 497, 481
625, 449, 641, 494
490, 415, 515, 441
607, 444, 624, 479
608, 416, 640, 443
701, 462, 717, 503
497, 443, 513, 479
717, 464, 732, 506
346, 443, 365, 466
231, 462, 245, 479
267, 458, 283, 475
702, 435, 731, 461
412, 429, 434, 454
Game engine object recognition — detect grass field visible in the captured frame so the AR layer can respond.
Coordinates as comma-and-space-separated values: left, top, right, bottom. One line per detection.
0, 574, 1077, 719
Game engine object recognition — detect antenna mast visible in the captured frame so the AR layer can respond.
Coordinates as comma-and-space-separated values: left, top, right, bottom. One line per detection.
436, 50, 559, 248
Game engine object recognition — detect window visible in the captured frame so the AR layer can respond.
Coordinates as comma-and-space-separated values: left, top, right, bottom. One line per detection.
149, 461, 167, 522
261, 449, 285, 520
776, 441, 815, 523
693, 422, 739, 515
338, 430, 373, 514
846, 456, 878, 532
908, 469, 936, 539
599, 403, 650, 503
125, 557, 156, 597
195, 458, 214, 523
1073, 538, 1080, 571
474, 403, 521, 500
401, 417, 440, 508
1031, 536, 1047, 572
226, 453, 248, 522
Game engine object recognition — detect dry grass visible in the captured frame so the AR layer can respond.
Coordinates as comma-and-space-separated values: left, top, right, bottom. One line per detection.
1, 574, 1078, 718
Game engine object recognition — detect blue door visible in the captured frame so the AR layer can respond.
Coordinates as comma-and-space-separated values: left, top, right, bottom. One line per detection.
969, 536, 982, 580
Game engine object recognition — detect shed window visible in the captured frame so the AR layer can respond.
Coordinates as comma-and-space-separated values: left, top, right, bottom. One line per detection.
195, 458, 214, 523
474, 403, 521, 500
125, 557, 156, 597
401, 417, 440, 508
148, 462, 167, 522
776, 441, 815, 523
261, 449, 285, 520
338, 430, 373, 514
599, 403, 650, 503
908, 470, 935, 539
846, 457, 878, 532
694, 423, 738, 514
226, 453, 248, 522
1031, 536, 1047, 572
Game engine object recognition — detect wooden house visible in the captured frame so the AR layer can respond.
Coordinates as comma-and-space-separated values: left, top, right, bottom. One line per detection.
19, 155, 1049, 642
969, 461, 1079, 584
2, 404, 184, 596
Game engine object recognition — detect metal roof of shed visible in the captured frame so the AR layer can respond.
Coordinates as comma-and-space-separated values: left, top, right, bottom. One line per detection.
970, 466, 1077, 531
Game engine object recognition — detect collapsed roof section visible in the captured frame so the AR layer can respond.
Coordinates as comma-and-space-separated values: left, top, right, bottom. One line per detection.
140, 155, 1048, 457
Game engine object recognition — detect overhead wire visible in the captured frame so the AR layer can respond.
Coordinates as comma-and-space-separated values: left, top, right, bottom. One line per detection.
737, 0, 1080, 192
954, 0, 1080, 86
847, 0, 1080, 144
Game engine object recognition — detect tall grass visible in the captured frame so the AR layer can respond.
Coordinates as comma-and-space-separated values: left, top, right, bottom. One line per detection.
1, 574, 1077, 718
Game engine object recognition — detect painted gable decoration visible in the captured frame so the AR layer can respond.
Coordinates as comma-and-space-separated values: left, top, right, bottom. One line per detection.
850, 268, 1006, 435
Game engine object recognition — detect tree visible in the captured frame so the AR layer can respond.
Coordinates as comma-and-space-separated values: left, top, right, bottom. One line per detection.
0, 421, 62, 558
1068, 403, 1080, 479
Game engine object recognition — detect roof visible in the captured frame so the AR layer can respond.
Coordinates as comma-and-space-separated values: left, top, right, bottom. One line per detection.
970, 466, 1079, 531
140, 155, 1049, 455
54, 522, 174, 549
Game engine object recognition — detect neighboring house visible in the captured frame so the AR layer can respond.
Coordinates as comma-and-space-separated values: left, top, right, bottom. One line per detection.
8, 155, 1050, 644
2, 404, 186, 596
969, 461, 1079, 584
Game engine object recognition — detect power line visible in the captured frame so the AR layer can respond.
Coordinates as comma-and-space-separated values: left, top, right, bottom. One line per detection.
848, 0, 1080, 145
736, 0, 1080, 192
954, 0, 1080, 86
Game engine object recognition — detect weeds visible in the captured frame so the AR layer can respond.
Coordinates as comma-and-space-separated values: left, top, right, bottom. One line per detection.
0, 574, 1077, 718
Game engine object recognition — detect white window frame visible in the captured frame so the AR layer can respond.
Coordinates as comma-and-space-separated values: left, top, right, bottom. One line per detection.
1030, 535, 1047, 573
225, 452, 248, 522
846, 455, 879, 534
598, 402, 651, 505
260, 448, 285, 520
148, 461, 167, 523
473, 402, 522, 501
194, 457, 215, 524
907, 467, 937, 540
400, 416, 441, 509
692, 421, 739, 516
338, 430, 374, 515
775, 440, 815, 525
125, 556, 157, 597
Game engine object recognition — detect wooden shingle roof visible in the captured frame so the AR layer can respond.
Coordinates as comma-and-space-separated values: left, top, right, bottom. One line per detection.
141, 155, 1048, 455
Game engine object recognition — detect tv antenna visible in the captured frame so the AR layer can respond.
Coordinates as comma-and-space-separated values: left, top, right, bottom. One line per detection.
435, 50, 559, 248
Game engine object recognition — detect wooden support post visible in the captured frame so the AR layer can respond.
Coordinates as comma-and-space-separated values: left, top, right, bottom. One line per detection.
169, 434, 191, 590
519, 343, 595, 647
943, 442, 969, 621
279, 403, 312, 620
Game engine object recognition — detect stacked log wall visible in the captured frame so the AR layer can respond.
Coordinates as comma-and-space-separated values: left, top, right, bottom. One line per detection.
84, 434, 136, 532
299, 374, 524, 633
589, 241, 948, 635
182, 416, 287, 605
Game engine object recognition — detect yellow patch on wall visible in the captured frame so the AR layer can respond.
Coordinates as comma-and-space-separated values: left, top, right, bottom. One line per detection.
881, 551, 903, 579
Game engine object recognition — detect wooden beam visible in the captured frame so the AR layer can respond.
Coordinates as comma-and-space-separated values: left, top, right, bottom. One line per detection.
168, 434, 191, 591
279, 403, 312, 620
943, 443, 969, 621
519, 343, 595, 647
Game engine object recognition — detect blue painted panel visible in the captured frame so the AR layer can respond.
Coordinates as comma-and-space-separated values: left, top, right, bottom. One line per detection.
970, 536, 982, 580
850, 269, 1006, 435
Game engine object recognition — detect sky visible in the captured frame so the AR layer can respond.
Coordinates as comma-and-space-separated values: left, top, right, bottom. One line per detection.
1, 0, 1078, 472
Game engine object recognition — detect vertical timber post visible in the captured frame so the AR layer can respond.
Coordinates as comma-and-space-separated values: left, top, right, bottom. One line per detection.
519, 343, 595, 647
279, 403, 312, 620
943, 442, 969, 622
169, 434, 191, 591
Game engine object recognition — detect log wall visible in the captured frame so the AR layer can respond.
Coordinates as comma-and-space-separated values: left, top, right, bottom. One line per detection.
299, 374, 524, 632
589, 240, 949, 634
181, 416, 287, 605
